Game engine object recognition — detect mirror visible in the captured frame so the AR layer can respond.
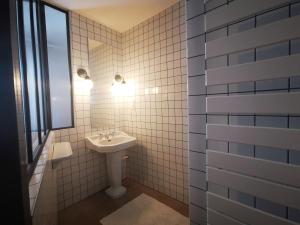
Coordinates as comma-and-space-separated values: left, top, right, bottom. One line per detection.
88, 39, 123, 130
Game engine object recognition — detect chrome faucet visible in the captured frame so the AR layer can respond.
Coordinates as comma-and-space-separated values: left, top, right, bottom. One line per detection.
102, 130, 115, 141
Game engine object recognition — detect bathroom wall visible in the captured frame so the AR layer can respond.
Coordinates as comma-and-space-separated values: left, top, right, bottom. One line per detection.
186, 0, 300, 224
31, 132, 57, 225
122, 0, 188, 203
55, 13, 123, 210
56, 0, 188, 210
88, 0, 188, 204
89, 43, 128, 179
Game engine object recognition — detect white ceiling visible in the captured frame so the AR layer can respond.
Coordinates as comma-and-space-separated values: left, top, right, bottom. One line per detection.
46, 0, 179, 32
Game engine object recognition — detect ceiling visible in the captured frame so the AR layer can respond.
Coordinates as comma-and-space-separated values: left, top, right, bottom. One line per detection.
46, 0, 179, 32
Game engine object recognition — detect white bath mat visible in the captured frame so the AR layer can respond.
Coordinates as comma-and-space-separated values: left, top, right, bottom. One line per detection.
100, 194, 189, 225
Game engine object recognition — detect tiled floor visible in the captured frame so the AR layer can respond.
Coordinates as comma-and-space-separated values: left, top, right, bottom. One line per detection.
58, 179, 189, 225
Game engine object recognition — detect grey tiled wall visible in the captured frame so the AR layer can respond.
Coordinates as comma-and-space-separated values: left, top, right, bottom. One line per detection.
205, 0, 300, 223
186, 0, 300, 224
186, 0, 206, 224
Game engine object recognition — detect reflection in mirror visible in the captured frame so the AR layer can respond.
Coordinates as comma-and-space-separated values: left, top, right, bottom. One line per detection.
88, 39, 123, 130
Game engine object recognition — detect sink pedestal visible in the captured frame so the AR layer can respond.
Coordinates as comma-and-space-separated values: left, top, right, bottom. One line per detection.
85, 131, 136, 199
105, 150, 127, 198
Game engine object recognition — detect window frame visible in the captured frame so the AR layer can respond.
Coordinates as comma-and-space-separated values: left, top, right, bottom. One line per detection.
17, 0, 74, 177
40, 1, 75, 131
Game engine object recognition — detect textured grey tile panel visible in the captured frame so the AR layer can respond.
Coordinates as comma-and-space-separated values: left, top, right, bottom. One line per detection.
190, 204, 207, 224
188, 95, 206, 114
187, 0, 204, 19
189, 115, 206, 134
189, 151, 206, 171
188, 55, 205, 76
190, 169, 207, 189
187, 15, 204, 38
187, 35, 205, 58
189, 133, 206, 153
188, 76, 206, 96
190, 186, 207, 208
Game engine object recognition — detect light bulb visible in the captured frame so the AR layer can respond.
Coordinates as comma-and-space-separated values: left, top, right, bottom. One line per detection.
83, 79, 93, 90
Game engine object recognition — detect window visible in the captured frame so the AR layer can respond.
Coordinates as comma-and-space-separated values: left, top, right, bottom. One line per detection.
43, 4, 73, 129
21, 0, 46, 158
32, 0, 46, 138
17, 0, 73, 172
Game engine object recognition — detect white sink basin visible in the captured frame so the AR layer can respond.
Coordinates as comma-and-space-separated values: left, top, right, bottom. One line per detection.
85, 131, 136, 199
85, 131, 136, 153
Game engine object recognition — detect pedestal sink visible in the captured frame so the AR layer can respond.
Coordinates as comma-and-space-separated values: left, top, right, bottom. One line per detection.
85, 131, 136, 198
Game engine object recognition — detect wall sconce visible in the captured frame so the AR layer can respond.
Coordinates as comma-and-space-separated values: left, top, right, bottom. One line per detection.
77, 68, 93, 90
111, 74, 135, 97
112, 74, 126, 86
